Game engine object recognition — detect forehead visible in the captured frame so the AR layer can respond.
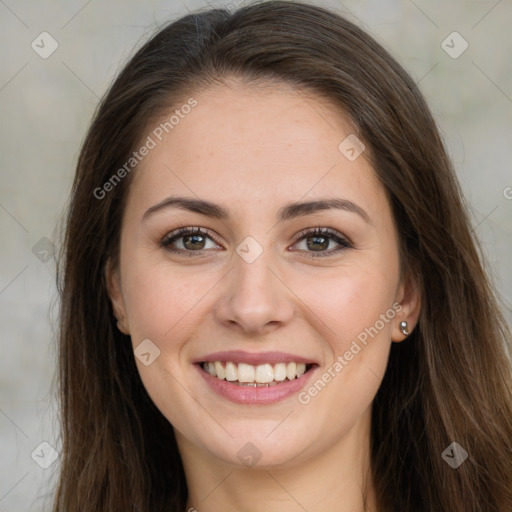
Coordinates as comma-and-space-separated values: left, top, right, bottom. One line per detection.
124, 81, 390, 227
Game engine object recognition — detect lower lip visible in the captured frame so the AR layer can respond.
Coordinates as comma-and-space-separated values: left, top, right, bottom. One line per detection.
195, 363, 318, 404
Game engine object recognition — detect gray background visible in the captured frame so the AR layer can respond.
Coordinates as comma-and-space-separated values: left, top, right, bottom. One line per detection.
1, 0, 511, 510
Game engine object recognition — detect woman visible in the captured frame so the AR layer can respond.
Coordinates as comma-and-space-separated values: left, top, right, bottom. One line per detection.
53, 1, 512, 510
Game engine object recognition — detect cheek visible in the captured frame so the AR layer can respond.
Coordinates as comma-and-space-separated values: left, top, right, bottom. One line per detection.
296, 263, 398, 349
121, 253, 208, 341
294, 265, 397, 410
120, 256, 209, 426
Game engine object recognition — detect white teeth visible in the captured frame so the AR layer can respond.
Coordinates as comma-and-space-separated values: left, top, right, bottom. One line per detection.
202, 360, 311, 383
237, 363, 255, 382
207, 362, 217, 377
286, 362, 297, 380
214, 361, 225, 379
274, 363, 287, 381
225, 361, 237, 381
255, 363, 274, 383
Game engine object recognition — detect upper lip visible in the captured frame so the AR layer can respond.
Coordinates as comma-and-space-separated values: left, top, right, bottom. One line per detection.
194, 350, 318, 366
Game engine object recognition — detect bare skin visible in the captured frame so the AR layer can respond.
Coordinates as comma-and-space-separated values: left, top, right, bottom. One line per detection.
107, 80, 421, 512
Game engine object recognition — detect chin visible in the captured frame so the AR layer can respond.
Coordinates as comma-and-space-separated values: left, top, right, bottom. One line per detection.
188, 420, 319, 469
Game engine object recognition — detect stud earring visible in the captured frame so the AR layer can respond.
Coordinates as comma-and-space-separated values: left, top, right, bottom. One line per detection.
399, 321, 410, 336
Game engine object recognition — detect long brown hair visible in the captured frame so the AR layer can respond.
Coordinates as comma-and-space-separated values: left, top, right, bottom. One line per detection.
54, 1, 512, 510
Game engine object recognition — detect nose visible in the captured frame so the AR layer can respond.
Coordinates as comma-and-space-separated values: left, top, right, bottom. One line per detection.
214, 248, 295, 336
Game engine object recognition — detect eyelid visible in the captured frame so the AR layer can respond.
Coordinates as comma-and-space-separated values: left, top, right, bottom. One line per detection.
294, 226, 353, 247
291, 227, 353, 258
160, 226, 223, 248
160, 226, 353, 257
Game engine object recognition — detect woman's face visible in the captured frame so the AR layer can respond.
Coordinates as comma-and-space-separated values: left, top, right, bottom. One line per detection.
107, 81, 420, 469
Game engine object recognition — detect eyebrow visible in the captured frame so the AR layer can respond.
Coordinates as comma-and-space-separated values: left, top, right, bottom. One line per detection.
142, 195, 371, 224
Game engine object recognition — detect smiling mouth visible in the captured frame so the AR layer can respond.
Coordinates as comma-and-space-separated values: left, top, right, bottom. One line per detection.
200, 361, 316, 387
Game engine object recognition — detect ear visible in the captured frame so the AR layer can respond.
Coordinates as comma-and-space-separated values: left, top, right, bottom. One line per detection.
105, 258, 130, 335
392, 270, 421, 342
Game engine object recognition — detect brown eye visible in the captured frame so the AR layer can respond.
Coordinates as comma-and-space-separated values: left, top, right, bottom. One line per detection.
305, 234, 330, 251
182, 233, 207, 250
161, 227, 222, 254
293, 228, 352, 257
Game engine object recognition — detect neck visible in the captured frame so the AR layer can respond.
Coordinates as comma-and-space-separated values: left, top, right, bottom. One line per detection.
177, 407, 378, 512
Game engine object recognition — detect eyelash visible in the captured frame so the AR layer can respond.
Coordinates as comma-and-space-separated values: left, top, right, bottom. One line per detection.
160, 226, 352, 258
